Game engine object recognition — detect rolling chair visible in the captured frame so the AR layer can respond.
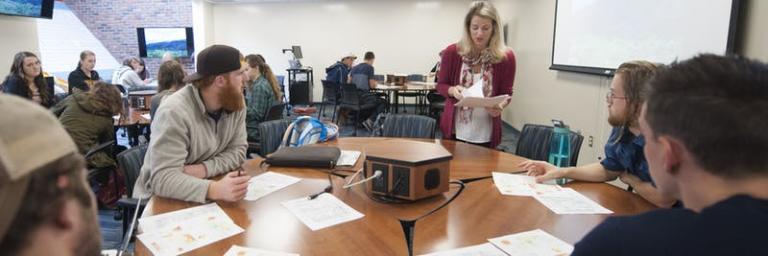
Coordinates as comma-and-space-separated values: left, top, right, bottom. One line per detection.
380, 114, 436, 139
515, 124, 583, 167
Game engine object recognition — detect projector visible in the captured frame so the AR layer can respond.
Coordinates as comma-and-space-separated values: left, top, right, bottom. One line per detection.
364, 139, 452, 201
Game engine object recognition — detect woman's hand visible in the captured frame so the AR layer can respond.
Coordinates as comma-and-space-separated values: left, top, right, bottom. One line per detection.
448, 86, 465, 100
485, 98, 510, 117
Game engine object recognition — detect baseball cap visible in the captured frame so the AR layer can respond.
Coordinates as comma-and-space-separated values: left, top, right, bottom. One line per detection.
341, 52, 357, 60
0, 95, 79, 241
184, 44, 243, 83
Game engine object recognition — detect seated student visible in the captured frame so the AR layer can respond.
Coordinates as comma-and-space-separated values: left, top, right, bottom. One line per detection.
2, 51, 54, 108
67, 50, 101, 94
325, 52, 356, 85
133, 45, 250, 203
520, 61, 677, 208
348, 51, 387, 129
111, 56, 146, 92
572, 54, 768, 255
52, 82, 123, 171
150, 60, 187, 118
244, 54, 282, 142
0, 94, 102, 256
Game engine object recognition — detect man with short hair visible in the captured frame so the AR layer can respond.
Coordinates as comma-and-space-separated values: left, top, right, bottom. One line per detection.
134, 44, 251, 203
349, 51, 387, 129
0, 95, 101, 256
325, 52, 357, 85
572, 54, 768, 255
521, 61, 677, 207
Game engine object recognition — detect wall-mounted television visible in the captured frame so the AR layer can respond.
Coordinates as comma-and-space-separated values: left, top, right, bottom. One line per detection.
137, 27, 194, 58
0, 0, 54, 19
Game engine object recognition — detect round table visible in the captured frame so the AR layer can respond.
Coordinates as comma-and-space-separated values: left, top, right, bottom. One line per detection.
135, 137, 655, 255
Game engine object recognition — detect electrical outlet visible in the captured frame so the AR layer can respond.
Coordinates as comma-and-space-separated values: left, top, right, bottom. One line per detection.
588, 135, 594, 148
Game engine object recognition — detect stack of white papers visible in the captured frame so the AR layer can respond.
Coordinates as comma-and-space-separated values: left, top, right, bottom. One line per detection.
223, 245, 299, 256
137, 203, 244, 256
488, 229, 574, 256
245, 172, 301, 201
533, 188, 614, 215
420, 243, 508, 256
282, 193, 364, 231
455, 79, 511, 108
492, 172, 563, 196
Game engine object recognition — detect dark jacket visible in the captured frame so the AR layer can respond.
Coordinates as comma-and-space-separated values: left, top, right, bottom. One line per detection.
52, 93, 117, 169
2, 75, 54, 108
325, 61, 350, 85
68, 68, 101, 94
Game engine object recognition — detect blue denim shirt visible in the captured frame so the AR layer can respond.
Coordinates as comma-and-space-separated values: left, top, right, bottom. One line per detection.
600, 127, 652, 183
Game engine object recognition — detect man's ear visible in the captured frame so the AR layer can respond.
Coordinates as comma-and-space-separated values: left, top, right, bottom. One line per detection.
658, 136, 683, 175
53, 199, 77, 231
213, 75, 226, 88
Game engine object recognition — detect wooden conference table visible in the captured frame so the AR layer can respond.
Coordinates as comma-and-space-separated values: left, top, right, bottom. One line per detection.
374, 82, 437, 113
135, 137, 655, 256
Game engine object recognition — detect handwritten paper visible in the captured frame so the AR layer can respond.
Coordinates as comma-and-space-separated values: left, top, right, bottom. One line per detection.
533, 188, 613, 214
245, 172, 301, 201
282, 193, 364, 231
139, 203, 229, 233
137, 206, 244, 256
492, 172, 563, 196
488, 229, 573, 256
223, 245, 299, 256
420, 243, 508, 256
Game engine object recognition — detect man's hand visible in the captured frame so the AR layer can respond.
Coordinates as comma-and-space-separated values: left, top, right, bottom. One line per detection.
207, 172, 250, 202
183, 164, 207, 179
519, 160, 566, 183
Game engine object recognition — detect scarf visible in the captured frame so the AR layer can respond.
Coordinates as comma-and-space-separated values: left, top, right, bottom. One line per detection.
458, 48, 494, 123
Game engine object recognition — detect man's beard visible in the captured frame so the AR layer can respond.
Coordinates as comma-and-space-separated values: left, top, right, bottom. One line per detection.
220, 77, 245, 113
607, 110, 627, 127
73, 206, 102, 256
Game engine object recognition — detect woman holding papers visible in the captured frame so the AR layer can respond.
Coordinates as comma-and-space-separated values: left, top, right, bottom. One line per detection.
437, 1, 516, 148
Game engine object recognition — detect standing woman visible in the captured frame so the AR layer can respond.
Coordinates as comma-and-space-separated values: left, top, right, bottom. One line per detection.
244, 54, 283, 142
437, 1, 515, 149
1, 51, 54, 108
68, 50, 101, 94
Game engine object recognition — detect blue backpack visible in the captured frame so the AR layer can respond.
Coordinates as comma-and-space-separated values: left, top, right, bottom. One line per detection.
280, 116, 338, 148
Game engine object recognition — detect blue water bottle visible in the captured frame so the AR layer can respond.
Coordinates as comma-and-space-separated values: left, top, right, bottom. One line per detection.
548, 120, 571, 185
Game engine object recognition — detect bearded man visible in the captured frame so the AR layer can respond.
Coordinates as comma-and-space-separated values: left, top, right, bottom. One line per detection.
519, 61, 677, 208
134, 45, 251, 203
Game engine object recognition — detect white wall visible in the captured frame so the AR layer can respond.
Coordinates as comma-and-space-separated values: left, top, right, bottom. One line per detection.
493, 0, 768, 165
208, 0, 473, 100
0, 15, 39, 79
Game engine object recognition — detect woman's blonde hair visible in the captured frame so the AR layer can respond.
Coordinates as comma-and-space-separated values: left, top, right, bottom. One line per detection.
458, 1, 507, 63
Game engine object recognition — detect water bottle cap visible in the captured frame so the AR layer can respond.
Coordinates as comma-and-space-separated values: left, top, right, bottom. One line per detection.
554, 126, 570, 133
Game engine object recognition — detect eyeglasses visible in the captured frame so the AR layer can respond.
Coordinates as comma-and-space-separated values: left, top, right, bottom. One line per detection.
606, 92, 627, 103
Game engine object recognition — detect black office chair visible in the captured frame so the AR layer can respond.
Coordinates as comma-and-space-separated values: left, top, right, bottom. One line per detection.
257, 119, 293, 157
515, 124, 583, 167
426, 92, 446, 120
84, 140, 117, 189
399, 74, 426, 114
265, 103, 287, 121
380, 114, 436, 139
373, 74, 385, 82
319, 80, 340, 122
115, 144, 149, 239
338, 83, 376, 136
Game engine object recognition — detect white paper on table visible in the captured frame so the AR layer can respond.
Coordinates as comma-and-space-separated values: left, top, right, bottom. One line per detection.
492, 172, 563, 197
488, 229, 574, 256
282, 193, 364, 231
245, 172, 301, 201
419, 243, 508, 256
533, 188, 614, 214
455, 95, 511, 108
141, 113, 151, 120
137, 210, 244, 256
223, 245, 299, 256
139, 203, 229, 233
